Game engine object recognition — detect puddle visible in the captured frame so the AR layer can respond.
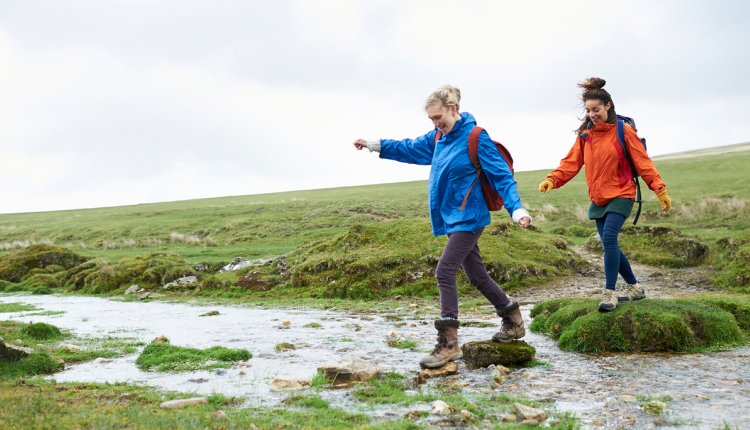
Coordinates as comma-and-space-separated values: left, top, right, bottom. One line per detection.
1, 294, 748, 429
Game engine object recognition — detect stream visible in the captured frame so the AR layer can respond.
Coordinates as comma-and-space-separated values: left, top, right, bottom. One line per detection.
1, 294, 748, 429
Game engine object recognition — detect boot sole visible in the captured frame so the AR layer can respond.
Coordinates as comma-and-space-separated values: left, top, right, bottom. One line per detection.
617, 295, 646, 303
598, 304, 616, 312
419, 355, 462, 369
492, 334, 525, 343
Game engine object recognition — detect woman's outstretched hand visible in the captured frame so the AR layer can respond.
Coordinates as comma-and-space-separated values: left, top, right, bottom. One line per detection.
353, 139, 368, 150
518, 216, 531, 229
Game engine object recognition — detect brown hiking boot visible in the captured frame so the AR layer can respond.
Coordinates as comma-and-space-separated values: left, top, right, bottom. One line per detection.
419, 319, 462, 369
599, 289, 617, 312
618, 283, 646, 302
492, 300, 525, 343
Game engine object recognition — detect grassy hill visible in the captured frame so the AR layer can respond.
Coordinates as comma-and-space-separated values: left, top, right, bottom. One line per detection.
1, 144, 748, 298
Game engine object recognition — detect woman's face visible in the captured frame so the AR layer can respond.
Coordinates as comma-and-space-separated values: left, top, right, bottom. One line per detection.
427, 103, 459, 134
584, 99, 611, 125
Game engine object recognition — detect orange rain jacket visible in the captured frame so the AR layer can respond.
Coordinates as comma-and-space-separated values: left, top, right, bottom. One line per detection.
547, 121, 666, 206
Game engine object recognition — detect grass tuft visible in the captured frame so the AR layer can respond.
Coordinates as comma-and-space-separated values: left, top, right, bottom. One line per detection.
135, 341, 251, 372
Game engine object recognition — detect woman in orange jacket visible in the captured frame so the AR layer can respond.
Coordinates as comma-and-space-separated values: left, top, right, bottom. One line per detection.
538, 77, 671, 312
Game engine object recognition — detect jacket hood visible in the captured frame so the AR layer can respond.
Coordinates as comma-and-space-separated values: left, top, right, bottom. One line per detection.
592, 121, 616, 132
442, 112, 476, 135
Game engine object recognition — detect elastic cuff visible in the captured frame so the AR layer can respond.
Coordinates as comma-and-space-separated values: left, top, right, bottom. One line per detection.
511, 208, 531, 224
367, 140, 381, 153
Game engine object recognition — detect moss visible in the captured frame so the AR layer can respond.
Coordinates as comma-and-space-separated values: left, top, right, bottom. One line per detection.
257, 220, 586, 300
61, 253, 197, 294
0, 352, 62, 379
0, 244, 88, 283
693, 294, 750, 334
21, 322, 63, 341
532, 298, 746, 353
460, 340, 536, 369
135, 341, 251, 372
711, 236, 750, 293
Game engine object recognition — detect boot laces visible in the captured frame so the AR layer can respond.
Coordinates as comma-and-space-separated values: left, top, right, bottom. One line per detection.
500, 316, 516, 333
431, 331, 448, 354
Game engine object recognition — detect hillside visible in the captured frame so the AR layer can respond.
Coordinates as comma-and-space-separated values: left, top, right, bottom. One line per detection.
1, 145, 749, 297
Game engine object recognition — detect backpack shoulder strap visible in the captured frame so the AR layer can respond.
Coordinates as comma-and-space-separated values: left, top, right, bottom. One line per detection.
617, 119, 644, 225
459, 126, 484, 211
467, 126, 483, 169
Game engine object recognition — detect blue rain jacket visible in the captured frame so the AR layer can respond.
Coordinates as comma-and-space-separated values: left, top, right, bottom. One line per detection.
379, 112, 524, 236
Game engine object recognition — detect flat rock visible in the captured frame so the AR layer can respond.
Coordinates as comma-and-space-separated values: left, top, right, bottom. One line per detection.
461, 340, 535, 369
416, 362, 459, 384
160, 397, 208, 409
270, 378, 311, 391
513, 403, 547, 422
0, 340, 33, 361
317, 359, 380, 386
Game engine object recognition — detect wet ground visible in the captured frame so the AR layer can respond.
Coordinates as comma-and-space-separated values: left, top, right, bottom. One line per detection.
1, 293, 748, 429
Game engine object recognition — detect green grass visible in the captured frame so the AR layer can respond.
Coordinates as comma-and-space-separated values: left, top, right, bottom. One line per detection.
0, 302, 39, 313
135, 341, 251, 372
530, 297, 749, 353
0, 380, 420, 430
385, 337, 419, 350
0, 320, 144, 380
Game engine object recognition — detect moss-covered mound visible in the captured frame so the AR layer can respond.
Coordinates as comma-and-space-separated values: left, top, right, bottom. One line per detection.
135, 340, 251, 372
0, 244, 88, 282
461, 340, 536, 369
586, 226, 708, 267
21, 323, 63, 341
711, 234, 750, 293
61, 253, 197, 294
531, 297, 747, 353
233, 220, 586, 300
0, 352, 62, 379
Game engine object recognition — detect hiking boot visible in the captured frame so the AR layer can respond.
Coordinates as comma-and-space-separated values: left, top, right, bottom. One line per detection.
419, 319, 462, 369
492, 300, 525, 343
599, 289, 617, 312
618, 283, 646, 302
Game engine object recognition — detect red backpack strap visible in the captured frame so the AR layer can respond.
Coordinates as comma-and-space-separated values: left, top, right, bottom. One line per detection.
460, 127, 484, 210
467, 127, 483, 169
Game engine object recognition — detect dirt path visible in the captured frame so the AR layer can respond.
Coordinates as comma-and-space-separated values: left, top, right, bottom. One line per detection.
511, 246, 721, 304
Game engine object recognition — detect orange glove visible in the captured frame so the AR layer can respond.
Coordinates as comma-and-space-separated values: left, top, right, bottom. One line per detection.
538, 178, 554, 193
657, 189, 671, 213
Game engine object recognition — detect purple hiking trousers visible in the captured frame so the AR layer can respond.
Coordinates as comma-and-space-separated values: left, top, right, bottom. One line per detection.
435, 227, 510, 319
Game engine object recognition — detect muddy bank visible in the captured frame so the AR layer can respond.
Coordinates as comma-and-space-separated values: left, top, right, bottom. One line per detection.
1, 294, 748, 429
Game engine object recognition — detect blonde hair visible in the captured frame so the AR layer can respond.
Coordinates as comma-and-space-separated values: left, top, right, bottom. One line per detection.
425, 85, 461, 111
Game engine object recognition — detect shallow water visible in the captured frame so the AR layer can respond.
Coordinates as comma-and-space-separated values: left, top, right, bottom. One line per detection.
1, 294, 748, 429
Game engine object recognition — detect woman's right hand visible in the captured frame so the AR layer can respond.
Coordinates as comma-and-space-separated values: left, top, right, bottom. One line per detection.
353, 139, 368, 150
538, 178, 554, 193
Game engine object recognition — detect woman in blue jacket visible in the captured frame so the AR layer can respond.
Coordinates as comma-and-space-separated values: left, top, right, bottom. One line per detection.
354, 85, 532, 368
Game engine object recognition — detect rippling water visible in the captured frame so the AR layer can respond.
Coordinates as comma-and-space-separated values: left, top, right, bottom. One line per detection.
1, 294, 747, 429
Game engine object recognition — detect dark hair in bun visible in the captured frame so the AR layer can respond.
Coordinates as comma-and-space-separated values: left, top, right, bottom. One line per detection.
577, 77, 616, 132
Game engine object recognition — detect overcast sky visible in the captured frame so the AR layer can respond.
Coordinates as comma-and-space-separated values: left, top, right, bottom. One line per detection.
1, 1, 749, 214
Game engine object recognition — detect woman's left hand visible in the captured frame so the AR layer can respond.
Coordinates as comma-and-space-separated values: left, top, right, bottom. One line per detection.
518, 216, 531, 229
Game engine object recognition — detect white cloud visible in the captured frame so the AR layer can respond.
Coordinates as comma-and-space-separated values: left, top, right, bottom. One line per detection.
0, 0, 748, 213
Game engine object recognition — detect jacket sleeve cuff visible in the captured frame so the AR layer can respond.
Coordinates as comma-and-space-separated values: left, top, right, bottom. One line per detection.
511, 208, 531, 224
367, 140, 381, 153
